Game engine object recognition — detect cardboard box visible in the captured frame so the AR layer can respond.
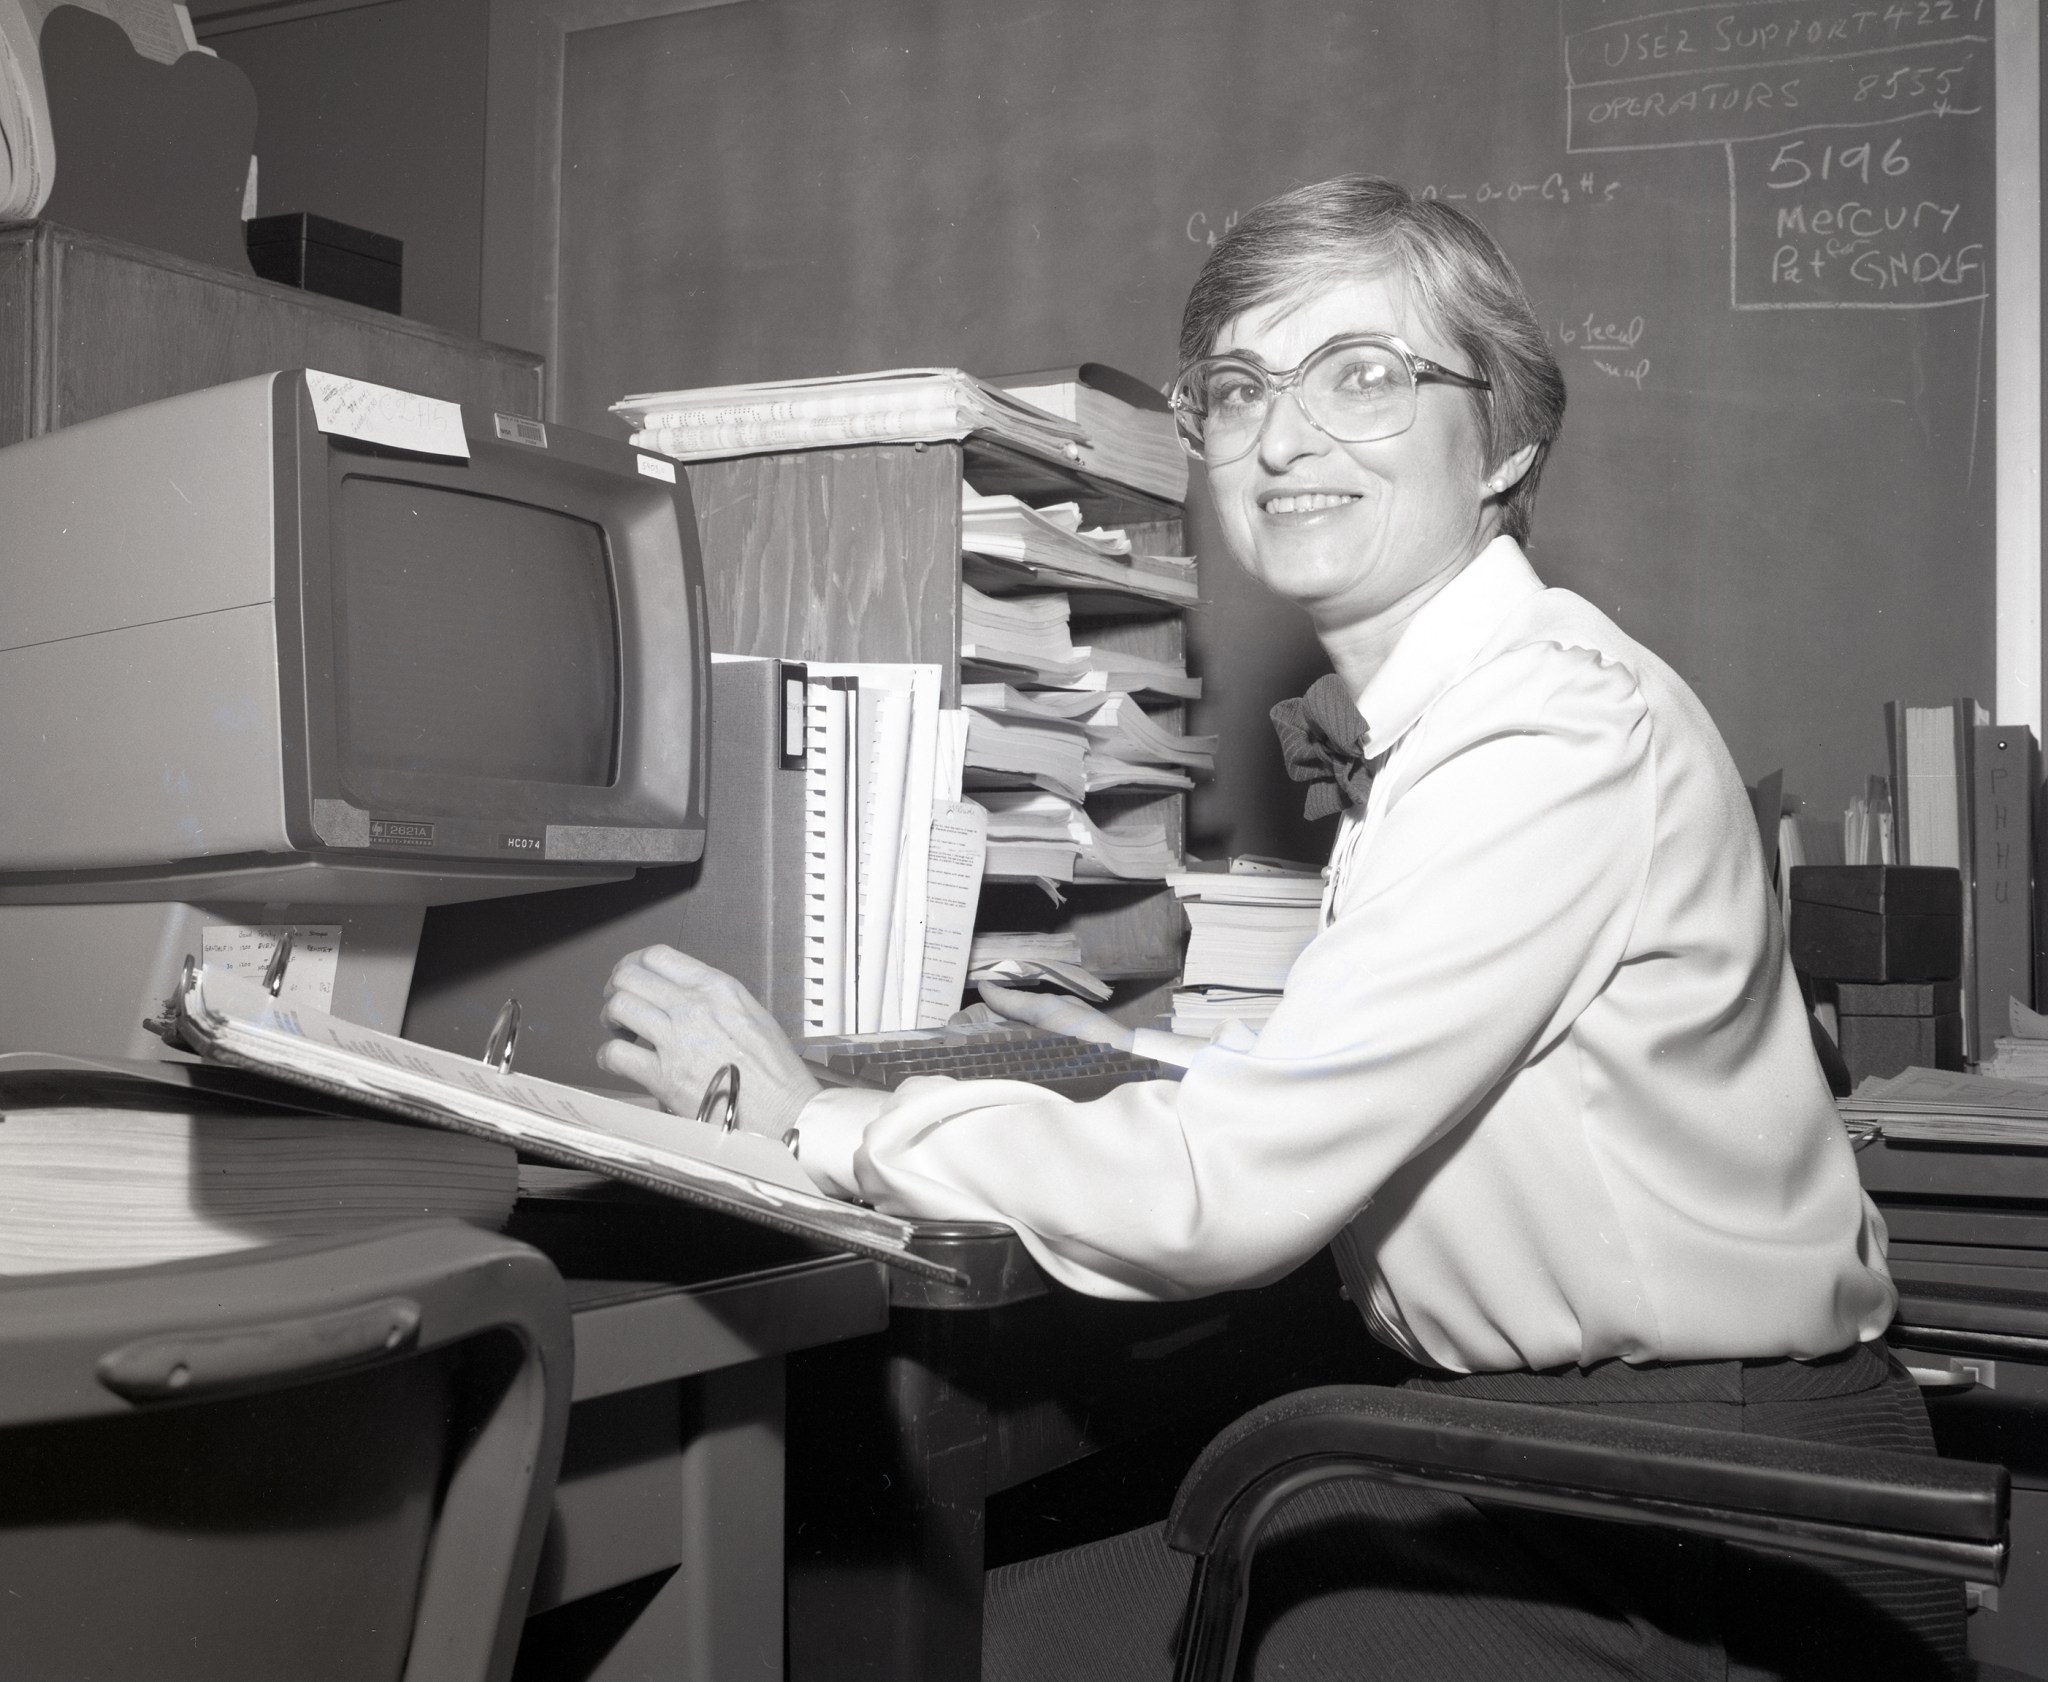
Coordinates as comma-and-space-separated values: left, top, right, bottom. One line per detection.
1789, 865, 1962, 983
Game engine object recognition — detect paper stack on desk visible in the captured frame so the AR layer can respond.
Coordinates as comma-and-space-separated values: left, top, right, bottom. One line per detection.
1837, 1066, 2048, 1146
970, 788, 1179, 883
1167, 867, 1326, 1037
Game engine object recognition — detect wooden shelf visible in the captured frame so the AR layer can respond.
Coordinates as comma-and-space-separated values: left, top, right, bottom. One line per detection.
682, 439, 1194, 985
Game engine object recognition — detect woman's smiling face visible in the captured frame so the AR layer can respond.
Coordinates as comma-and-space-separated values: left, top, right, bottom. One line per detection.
1205, 269, 1502, 637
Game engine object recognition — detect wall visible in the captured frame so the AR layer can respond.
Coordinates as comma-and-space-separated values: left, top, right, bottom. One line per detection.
191, 0, 491, 340
533, 0, 2001, 859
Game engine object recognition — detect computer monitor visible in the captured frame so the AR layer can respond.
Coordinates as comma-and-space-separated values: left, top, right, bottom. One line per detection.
0, 370, 708, 1059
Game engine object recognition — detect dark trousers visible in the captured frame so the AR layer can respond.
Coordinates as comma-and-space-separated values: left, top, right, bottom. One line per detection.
983, 1341, 1964, 1681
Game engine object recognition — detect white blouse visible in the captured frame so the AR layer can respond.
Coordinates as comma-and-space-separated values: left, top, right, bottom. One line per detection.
798, 538, 1895, 1374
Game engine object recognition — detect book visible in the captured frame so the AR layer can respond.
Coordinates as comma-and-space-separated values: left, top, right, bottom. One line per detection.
1885, 698, 1988, 1052
174, 966, 961, 1284
1971, 724, 2037, 1063
989, 364, 1189, 503
0, 1100, 516, 1275
612, 368, 1087, 467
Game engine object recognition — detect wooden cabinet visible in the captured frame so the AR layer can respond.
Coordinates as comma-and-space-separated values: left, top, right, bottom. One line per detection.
683, 436, 1194, 1002
0, 221, 542, 445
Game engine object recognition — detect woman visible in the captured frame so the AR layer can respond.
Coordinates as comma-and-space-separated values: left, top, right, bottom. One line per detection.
600, 177, 1953, 1679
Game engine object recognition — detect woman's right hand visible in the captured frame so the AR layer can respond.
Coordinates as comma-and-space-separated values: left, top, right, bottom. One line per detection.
977, 981, 1135, 1050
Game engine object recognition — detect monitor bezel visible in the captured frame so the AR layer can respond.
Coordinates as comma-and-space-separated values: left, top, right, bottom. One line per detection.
273, 379, 709, 865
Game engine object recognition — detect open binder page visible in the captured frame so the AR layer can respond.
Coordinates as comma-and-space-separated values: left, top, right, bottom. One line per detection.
176, 968, 962, 1285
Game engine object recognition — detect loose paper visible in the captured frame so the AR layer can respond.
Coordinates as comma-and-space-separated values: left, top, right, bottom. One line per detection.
304, 370, 469, 459
201, 923, 342, 1015
916, 801, 988, 1027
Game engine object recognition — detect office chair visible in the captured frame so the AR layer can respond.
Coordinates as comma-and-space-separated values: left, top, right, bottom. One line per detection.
0, 1219, 573, 1682
1164, 1383, 2011, 1682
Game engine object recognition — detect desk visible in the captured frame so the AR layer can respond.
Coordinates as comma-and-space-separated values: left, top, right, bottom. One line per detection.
505, 1185, 890, 1682
784, 1223, 1405, 1682
1859, 1136, 2048, 1675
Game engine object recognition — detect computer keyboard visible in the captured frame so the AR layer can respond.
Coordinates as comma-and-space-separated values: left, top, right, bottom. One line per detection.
800, 1025, 1183, 1102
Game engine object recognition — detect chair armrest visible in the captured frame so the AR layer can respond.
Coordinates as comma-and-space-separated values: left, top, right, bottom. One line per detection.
1888, 1271, 2048, 1363
1165, 1384, 2006, 1578
1162, 1384, 2008, 1682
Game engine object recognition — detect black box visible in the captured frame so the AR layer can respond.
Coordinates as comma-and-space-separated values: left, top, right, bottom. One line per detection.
245, 212, 402, 314
1788, 865, 1962, 983
1834, 979, 1963, 1017
1837, 1011, 1964, 1082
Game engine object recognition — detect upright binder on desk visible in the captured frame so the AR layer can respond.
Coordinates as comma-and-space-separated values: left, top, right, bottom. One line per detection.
176, 967, 961, 1285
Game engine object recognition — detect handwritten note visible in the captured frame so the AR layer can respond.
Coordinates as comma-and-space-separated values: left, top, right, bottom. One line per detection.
304, 370, 470, 459
201, 923, 343, 1014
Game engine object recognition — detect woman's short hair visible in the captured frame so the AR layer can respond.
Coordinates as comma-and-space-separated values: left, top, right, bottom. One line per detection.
1178, 176, 1565, 542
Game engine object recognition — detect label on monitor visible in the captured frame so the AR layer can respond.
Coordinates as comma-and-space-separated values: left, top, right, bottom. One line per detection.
494, 413, 548, 448
305, 370, 470, 459
636, 453, 678, 483
497, 832, 545, 854
369, 818, 437, 849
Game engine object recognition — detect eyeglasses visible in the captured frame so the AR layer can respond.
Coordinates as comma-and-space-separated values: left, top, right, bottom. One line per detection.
1169, 332, 1492, 465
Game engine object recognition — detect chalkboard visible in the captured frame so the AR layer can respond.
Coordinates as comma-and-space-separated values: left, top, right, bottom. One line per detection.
550, 0, 1997, 854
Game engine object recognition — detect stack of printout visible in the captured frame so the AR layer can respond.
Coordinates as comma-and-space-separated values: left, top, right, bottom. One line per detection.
960, 582, 1202, 700
971, 788, 1178, 883
990, 364, 1189, 503
960, 584, 1088, 682
961, 488, 1197, 605
1837, 1066, 2048, 1146
1167, 867, 1326, 1038
0, 1102, 515, 1275
967, 931, 1111, 1001
613, 368, 1087, 464
1983, 999, 2048, 1083
959, 687, 1090, 805
1083, 694, 1216, 790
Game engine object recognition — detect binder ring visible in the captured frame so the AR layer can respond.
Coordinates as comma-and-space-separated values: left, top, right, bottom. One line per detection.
697, 1063, 741, 1133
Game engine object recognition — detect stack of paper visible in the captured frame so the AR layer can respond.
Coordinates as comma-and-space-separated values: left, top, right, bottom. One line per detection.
1083, 694, 1217, 788
960, 583, 1086, 679
613, 368, 1088, 464
1170, 989, 1287, 1039
1169, 869, 1325, 1015
1982, 999, 2048, 1083
990, 364, 1189, 503
967, 931, 1112, 1002
1837, 1066, 2048, 1146
961, 693, 1090, 805
971, 788, 1179, 882
0, 1102, 516, 1275
961, 488, 1197, 605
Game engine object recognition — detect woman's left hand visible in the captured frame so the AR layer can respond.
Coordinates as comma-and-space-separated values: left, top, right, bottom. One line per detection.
598, 945, 821, 1142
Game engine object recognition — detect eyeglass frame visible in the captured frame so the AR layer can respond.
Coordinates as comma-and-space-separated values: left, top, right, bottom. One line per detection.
1168, 331, 1493, 464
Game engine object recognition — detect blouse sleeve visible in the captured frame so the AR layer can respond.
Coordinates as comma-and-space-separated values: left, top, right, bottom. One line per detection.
797, 640, 1656, 1300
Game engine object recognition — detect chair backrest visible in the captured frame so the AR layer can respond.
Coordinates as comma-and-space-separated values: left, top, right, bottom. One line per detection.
0, 1219, 573, 1682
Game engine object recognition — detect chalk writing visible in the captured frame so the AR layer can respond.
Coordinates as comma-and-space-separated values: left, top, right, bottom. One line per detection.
1729, 119, 1988, 308
1418, 171, 1621, 206
1557, 313, 1652, 389
1562, 0, 1989, 152
1185, 209, 1241, 247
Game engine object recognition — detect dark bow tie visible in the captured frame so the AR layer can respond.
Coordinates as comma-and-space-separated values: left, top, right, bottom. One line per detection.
1270, 674, 1375, 820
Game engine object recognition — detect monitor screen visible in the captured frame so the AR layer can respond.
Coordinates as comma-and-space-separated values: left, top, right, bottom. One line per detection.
334, 478, 621, 791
